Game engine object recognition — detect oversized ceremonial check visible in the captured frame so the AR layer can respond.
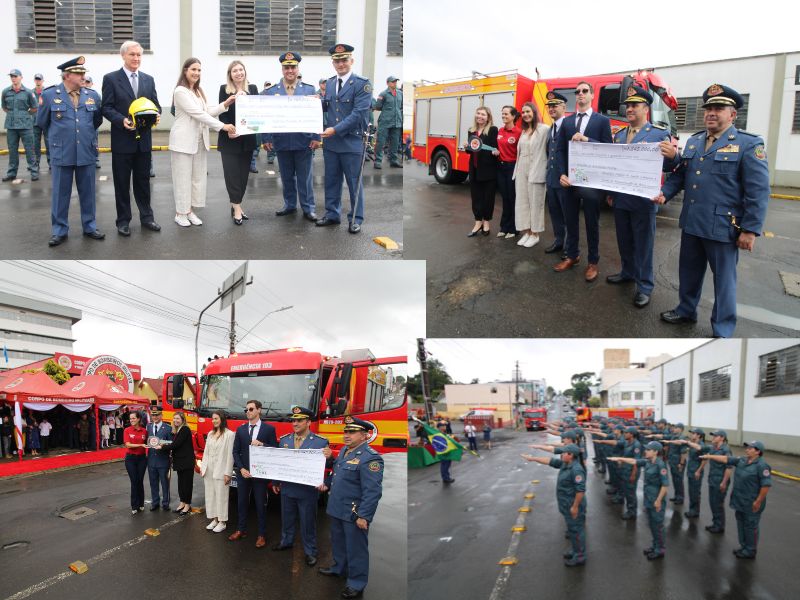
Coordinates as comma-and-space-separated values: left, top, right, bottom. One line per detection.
249, 446, 326, 486
234, 94, 323, 135
568, 141, 664, 199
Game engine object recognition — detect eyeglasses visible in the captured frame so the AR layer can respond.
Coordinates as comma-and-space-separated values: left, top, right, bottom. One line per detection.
575, 88, 591, 95
245, 407, 258, 413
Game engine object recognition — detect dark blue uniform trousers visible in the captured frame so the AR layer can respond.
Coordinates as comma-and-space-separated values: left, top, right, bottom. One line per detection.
51, 164, 97, 236
276, 149, 315, 214
613, 208, 656, 294
323, 149, 365, 224
676, 231, 739, 337
148, 462, 170, 508
669, 462, 685, 501
330, 516, 369, 591
280, 493, 319, 556
646, 503, 666, 553
686, 472, 703, 516
236, 474, 268, 536
621, 469, 639, 514
439, 459, 452, 481
546, 186, 567, 247
708, 480, 729, 529
561, 508, 586, 560
564, 186, 602, 263
735, 509, 762, 556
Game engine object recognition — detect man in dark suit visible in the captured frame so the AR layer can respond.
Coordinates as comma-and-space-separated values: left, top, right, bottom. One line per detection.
101, 40, 161, 236
229, 399, 278, 548
554, 81, 613, 281
146, 406, 173, 510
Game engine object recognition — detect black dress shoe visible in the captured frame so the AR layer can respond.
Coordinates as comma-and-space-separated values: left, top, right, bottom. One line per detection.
481, 228, 490, 236
303, 212, 318, 222
305, 554, 317, 566
48, 235, 67, 247
349, 222, 361, 234
142, 221, 161, 232
271, 543, 293, 551
315, 217, 340, 227
544, 241, 563, 254
606, 273, 633, 284
633, 292, 650, 308
318, 566, 342, 577
467, 229, 480, 237
233, 216, 243, 225
389, 162, 403, 168
117, 225, 131, 236
660, 310, 697, 325
2, 175, 15, 182
83, 230, 105, 240
373, 162, 382, 170
341, 587, 363, 599
276, 208, 298, 216
150, 505, 160, 512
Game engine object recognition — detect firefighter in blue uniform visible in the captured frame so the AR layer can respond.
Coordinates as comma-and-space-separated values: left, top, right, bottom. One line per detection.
607, 85, 679, 308
37, 56, 104, 247
272, 406, 331, 566
703, 429, 733, 533
664, 422, 688, 505
319, 416, 383, 599
262, 52, 320, 221
522, 443, 587, 566
544, 91, 568, 256
674, 427, 710, 518
656, 84, 770, 337
702, 440, 771, 558
318, 43, 372, 234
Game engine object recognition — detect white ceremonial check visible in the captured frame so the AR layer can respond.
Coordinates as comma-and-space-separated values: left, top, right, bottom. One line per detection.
235, 94, 323, 135
568, 141, 664, 199
249, 446, 326, 486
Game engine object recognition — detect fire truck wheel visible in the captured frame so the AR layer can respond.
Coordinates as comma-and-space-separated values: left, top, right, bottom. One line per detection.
432, 149, 467, 184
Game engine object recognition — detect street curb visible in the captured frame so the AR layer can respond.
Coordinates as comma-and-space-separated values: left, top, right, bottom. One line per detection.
772, 469, 800, 482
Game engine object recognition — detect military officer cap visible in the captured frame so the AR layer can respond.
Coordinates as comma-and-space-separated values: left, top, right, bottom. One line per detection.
386, 75, 399, 83
34, 73, 43, 80
625, 426, 638, 435
561, 443, 581, 456
710, 429, 728, 439
545, 91, 567, 105
343, 415, 373, 432
674, 422, 685, 430
702, 83, 743, 109
8, 68, 22, 77
279, 51, 302, 66
289, 406, 313, 420
561, 430, 577, 440
57, 56, 88, 74
149, 406, 162, 415
744, 440, 765, 454
329, 43, 355, 59
657, 418, 667, 424
319, 78, 327, 84
645, 441, 663, 452
623, 84, 653, 105
690, 427, 705, 435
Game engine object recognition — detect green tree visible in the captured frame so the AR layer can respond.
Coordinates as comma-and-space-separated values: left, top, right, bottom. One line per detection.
570, 372, 596, 404
546, 386, 555, 400
588, 397, 601, 408
407, 359, 453, 402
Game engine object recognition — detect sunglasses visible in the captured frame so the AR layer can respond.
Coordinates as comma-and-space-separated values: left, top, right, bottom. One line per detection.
575, 88, 591, 94
245, 407, 258, 413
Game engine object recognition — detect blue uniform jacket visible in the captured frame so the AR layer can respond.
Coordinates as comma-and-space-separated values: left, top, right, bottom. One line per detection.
549, 457, 587, 514
37, 85, 103, 167
661, 125, 769, 242
322, 73, 372, 153
146, 421, 173, 468
325, 442, 383, 523
635, 457, 669, 508
555, 111, 613, 181
611, 122, 679, 212
277, 431, 330, 498
727, 456, 772, 513
232, 421, 278, 472
262, 80, 321, 151
545, 119, 563, 188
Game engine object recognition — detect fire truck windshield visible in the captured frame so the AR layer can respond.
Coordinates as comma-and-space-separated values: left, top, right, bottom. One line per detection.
649, 88, 678, 136
200, 371, 319, 420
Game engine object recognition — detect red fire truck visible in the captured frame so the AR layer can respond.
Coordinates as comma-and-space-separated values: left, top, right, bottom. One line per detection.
157, 348, 408, 473
523, 407, 547, 431
412, 69, 679, 184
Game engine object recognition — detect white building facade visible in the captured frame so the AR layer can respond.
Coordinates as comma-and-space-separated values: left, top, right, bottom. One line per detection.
0, 292, 81, 371
650, 339, 800, 454
606, 380, 655, 410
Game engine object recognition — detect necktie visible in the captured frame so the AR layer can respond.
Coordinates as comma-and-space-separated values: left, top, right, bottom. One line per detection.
130, 71, 138, 96
249, 424, 256, 442
576, 113, 586, 135
552, 124, 558, 141
705, 135, 716, 151
69, 90, 79, 109
626, 127, 638, 143
337, 78, 343, 94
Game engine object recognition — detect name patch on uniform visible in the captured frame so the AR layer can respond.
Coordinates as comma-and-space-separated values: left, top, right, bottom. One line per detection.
368, 461, 381, 472
754, 145, 766, 160
85, 98, 95, 105
346, 458, 360, 465
54, 98, 62, 104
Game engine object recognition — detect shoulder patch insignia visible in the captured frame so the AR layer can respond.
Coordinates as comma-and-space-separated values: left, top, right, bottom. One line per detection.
754, 145, 766, 160
364, 84, 372, 93
762, 469, 770, 476
661, 468, 667, 475
574, 474, 583, 483
368, 461, 381, 472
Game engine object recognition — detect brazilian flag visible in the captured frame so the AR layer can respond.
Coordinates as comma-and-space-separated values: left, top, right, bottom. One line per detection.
420, 420, 464, 462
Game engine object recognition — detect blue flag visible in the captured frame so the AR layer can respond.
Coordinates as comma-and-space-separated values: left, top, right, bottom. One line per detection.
2, 344, 8, 364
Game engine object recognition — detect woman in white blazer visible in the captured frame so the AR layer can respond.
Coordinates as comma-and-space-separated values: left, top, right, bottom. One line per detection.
200, 411, 235, 533
169, 57, 237, 227
513, 102, 550, 248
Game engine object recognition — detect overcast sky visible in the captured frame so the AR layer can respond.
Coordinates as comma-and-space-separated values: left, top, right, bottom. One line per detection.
407, 339, 709, 391
406, 0, 797, 84
1, 260, 425, 379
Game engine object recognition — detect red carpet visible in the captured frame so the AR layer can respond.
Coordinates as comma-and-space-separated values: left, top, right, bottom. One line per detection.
0, 447, 126, 478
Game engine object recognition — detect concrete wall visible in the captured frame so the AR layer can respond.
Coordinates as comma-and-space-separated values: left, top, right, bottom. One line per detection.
607, 380, 654, 409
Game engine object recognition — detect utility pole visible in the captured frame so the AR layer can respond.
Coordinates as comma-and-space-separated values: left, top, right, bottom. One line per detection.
229, 302, 236, 354
417, 338, 433, 421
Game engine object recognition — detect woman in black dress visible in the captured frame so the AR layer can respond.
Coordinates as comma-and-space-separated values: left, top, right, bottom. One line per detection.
463, 106, 499, 237
170, 412, 195, 515
218, 60, 259, 225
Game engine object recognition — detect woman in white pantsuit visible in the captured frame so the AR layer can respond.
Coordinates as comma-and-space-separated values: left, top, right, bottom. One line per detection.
200, 411, 235, 533
513, 102, 550, 248
169, 58, 237, 227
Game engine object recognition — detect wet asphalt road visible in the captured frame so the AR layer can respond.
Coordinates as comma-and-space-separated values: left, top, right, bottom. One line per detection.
404, 161, 800, 337
0, 453, 406, 600
408, 420, 798, 600
0, 137, 403, 260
